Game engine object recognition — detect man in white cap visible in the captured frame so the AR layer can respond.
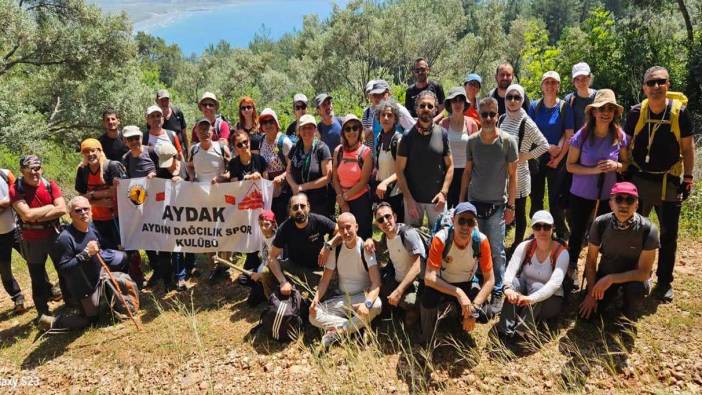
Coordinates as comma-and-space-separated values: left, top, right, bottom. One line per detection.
144, 105, 184, 163
155, 89, 188, 154
564, 63, 597, 132
285, 93, 308, 144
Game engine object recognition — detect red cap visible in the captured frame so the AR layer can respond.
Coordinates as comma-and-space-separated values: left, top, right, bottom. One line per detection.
610, 182, 638, 197
259, 210, 276, 222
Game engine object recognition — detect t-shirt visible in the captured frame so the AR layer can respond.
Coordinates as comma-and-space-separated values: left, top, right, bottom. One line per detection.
325, 237, 377, 295
122, 147, 159, 178
528, 99, 575, 145
52, 224, 102, 299
503, 239, 569, 302
569, 128, 629, 200
9, 178, 63, 240
396, 124, 451, 203
0, 170, 17, 234
405, 80, 446, 118
466, 132, 518, 204
227, 154, 267, 182
624, 101, 694, 174
375, 131, 402, 197
317, 117, 343, 152
98, 133, 128, 161
146, 130, 183, 154
426, 228, 492, 284
273, 213, 336, 268
191, 142, 227, 182
440, 117, 476, 168
463, 105, 481, 127
491, 88, 530, 116
74, 161, 126, 222
286, 121, 298, 139
336, 145, 372, 201
162, 107, 187, 144
287, 140, 332, 203
589, 213, 660, 276
257, 234, 275, 273
383, 225, 426, 282
566, 90, 596, 132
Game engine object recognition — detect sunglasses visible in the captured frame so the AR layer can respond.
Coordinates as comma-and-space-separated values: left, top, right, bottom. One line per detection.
236, 140, 250, 148
480, 111, 498, 119
260, 119, 276, 126
295, 105, 307, 110
201, 102, 217, 108
457, 217, 476, 227
126, 136, 141, 141
614, 195, 637, 205
505, 94, 522, 102
291, 203, 307, 211
28, 166, 42, 172
240, 105, 253, 111
418, 103, 435, 110
73, 207, 90, 214
414, 68, 428, 73
532, 223, 553, 232
645, 78, 667, 87
597, 104, 618, 113
376, 213, 393, 224
343, 125, 361, 133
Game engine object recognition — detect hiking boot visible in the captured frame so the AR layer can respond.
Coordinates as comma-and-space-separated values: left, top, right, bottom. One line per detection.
13, 295, 26, 314
176, 279, 187, 292
49, 283, 63, 302
208, 266, 230, 284
653, 283, 673, 303
487, 294, 505, 319
321, 329, 341, 349
37, 314, 56, 331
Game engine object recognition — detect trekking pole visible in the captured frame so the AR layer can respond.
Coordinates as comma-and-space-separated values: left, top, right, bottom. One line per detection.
212, 255, 253, 276
96, 252, 143, 331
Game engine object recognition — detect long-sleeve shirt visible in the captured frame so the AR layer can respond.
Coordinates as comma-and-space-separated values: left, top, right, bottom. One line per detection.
500, 113, 549, 198
503, 239, 569, 303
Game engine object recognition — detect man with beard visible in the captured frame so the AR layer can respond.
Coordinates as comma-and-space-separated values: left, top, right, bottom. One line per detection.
97, 109, 128, 161
489, 63, 530, 116
579, 182, 659, 322
260, 193, 338, 297
405, 58, 446, 118
396, 90, 454, 227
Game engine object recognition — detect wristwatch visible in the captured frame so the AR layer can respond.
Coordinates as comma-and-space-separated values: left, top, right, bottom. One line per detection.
364, 299, 374, 309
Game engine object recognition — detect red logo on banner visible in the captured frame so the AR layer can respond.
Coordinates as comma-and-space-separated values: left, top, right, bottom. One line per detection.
155, 191, 165, 202
225, 195, 236, 205
238, 183, 264, 210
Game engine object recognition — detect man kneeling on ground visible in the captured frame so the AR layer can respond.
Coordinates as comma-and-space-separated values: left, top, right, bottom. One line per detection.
310, 212, 382, 349
579, 182, 659, 323
39, 197, 130, 331
421, 202, 494, 342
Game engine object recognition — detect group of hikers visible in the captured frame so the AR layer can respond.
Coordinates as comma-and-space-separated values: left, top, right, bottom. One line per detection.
0, 58, 695, 349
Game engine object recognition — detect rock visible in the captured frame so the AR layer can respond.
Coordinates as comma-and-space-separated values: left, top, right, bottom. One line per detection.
289, 365, 307, 374
264, 363, 273, 372
199, 381, 209, 391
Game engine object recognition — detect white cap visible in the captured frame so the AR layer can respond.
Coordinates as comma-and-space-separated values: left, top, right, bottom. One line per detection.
531, 210, 554, 225
572, 62, 591, 79
155, 142, 177, 168
293, 93, 308, 104
541, 71, 561, 83
122, 125, 142, 138
146, 105, 163, 116
298, 114, 317, 128
259, 108, 281, 129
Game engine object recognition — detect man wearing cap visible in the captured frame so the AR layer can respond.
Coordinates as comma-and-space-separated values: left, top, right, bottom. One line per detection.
155, 89, 188, 154
74, 138, 126, 250
120, 126, 158, 179
314, 93, 343, 216
98, 108, 128, 161
40, 196, 131, 331
421, 202, 493, 341
10, 155, 68, 319
187, 118, 230, 183
192, 92, 230, 147
364, 80, 415, 149
528, 70, 575, 240
579, 182, 659, 322
489, 63, 530, 116
463, 73, 482, 126
0, 167, 25, 313
286, 93, 308, 144
564, 63, 597, 132
144, 105, 184, 160
405, 57, 446, 118
624, 66, 695, 302
460, 96, 518, 317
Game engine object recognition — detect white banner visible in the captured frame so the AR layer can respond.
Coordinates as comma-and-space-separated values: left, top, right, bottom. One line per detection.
117, 178, 273, 253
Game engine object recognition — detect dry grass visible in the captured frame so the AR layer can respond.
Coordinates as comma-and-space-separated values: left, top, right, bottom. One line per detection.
1, 240, 701, 394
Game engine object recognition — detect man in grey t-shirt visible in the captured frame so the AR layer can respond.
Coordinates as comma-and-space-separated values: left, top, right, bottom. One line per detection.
459, 97, 517, 317
579, 182, 659, 321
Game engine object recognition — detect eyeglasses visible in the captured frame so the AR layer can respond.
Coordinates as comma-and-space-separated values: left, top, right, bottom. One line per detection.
532, 223, 553, 232
505, 94, 522, 102
645, 78, 667, 87
414, 68, 428, 73
457, 217, 476, 227
418, 103, 434, 110
480, 111, 498, 119
295, 105, 307, 110
73, 207, 90, 214
126, 136, 141, 141
291, 203, 307, 211
376, 213, 393, 224
343, 125, 361, 133
235, 140, 250, 148
240, 105, 253, 111
201, 102, 217, 108
260, 119, 276, 126
614, 195, 637, 205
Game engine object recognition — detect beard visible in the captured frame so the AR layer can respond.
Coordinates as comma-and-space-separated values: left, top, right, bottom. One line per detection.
498, 80, 511, 89
293, 212, 308, 224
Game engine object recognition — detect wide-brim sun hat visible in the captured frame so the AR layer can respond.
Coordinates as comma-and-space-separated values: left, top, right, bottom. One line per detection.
259, 108, 281, 129
444, 87, 469, 113
584, 89, 623, 116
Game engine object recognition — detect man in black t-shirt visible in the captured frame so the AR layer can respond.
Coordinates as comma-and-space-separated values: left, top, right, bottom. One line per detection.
405, 57, 445, 118
97, 108, 128, 161
488, 63, 530, 116
623, 66, 695, 303
285, 93, 307, 144
155, 89, 189, 154
260, 193, 337, 298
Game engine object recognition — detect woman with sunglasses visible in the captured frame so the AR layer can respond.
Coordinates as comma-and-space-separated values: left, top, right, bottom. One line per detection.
232, 96, 261, 153
498, 84, 549, 255
498, 210, 569, 340
285, 114, 333, 218
191, 92, 230, 148
440, 87, 479, 209
258, 108, 293, 224
332, 114, 373, 239
374, 99, 404, 222
565, 89, 628, 286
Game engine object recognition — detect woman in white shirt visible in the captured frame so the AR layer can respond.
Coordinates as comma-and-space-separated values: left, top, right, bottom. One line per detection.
498, 210, 569, 339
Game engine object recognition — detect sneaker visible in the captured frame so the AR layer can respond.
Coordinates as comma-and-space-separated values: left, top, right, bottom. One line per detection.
13, 295, 26, 314
37, 314, 56, 331
176, 279, 187, 292
49, 283, 63, 302
321, 329, 341, 349
653, 283, 673, 303
487, 294, 505, 319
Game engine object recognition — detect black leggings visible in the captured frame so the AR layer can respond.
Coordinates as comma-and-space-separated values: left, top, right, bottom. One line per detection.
567, 194, 610, 268
511, 196, 528, 250
347, 191, 373, 240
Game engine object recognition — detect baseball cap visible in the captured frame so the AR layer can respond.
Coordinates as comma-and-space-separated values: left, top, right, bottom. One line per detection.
19, 155, 41, 169
156, 89, 170, 100
122, 125, 142, 138
313, 93, 332, 108
454, 202, 477, 217
146, 105, 163, 116
369, 80, 390, 95
259, 210, 276, 222
531, 210, 554, 225
155, 142, 178, 168
610, 182, 639, 198
196, 117, 211, 127
365, 80, 377, 94
293, 93, 308, 104
571, 62, 591, 79
298, 114, 317, 128
341, 114, 362, 129
541, 71, 561, 83
464, 73, 482, 86
80, 138, 103, 153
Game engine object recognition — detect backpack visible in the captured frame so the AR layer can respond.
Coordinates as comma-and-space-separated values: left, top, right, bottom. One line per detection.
335, 242, 369, 271
102, 271, 140, 319
213, 114, 228, 141
431, 209, 481, 262
374, 131, 402, 168
274, 132, 288, 166
516, 237, 568, 277
258, 288, 303, 341
190, 141, 227, 168
335, 144, 370, 171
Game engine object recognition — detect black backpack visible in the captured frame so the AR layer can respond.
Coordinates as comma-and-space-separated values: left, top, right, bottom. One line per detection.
258, 288, 303, 341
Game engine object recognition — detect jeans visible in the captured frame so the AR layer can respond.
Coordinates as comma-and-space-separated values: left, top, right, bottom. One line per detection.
173, 252, 196, 281
530, 157, 569, 239
567, 194, 611, 268
498, 277, 563, 336
477, 204, 506, 296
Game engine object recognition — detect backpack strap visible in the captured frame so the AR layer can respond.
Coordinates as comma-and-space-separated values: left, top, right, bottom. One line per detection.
335, 242, 368, 271
0, 169, 8, 185
517, 117, 527, 150
276, 133, 287, 164
441, 227, 454, 262
471, 228, 481, 259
